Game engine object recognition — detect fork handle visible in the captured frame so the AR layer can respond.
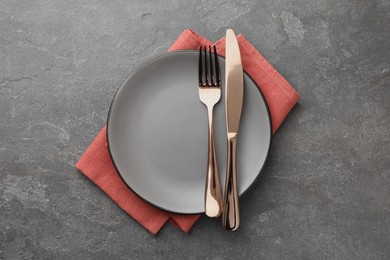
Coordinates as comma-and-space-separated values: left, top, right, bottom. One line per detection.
204, 106, 222, 217
222, 133, 240, 230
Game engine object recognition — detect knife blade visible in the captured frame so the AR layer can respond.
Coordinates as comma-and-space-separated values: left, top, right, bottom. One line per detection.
225, 29, 244, 134
222, 29, 244, 231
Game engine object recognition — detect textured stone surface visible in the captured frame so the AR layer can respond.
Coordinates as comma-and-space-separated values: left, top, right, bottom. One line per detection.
1, 0, 389, 259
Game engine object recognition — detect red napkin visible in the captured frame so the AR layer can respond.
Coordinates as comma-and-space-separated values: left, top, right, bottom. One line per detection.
76, 29, 300, 235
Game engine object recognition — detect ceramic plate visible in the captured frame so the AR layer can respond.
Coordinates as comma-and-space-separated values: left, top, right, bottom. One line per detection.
107, 51, 271, 214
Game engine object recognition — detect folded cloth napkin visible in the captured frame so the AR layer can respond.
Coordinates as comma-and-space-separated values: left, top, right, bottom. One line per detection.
76, 29, 300, 235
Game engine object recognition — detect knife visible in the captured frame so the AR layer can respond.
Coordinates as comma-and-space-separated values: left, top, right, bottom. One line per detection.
222, 29, 244, 231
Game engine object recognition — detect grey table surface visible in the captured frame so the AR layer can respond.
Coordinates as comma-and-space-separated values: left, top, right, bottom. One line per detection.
1, 0, 389, 259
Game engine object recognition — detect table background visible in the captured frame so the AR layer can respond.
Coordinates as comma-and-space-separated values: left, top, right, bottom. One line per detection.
1, 0, 389, 259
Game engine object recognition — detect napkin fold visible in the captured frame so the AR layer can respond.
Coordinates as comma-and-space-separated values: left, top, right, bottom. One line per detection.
76, 29, 300, 235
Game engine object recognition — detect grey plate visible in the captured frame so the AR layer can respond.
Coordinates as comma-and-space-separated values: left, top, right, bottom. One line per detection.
107, 51, 272, 214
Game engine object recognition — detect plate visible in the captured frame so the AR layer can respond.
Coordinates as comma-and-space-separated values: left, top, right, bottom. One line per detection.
107, 51, 271, 214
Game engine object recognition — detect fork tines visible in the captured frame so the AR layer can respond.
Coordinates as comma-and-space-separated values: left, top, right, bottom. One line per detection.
198, 46, 220, 87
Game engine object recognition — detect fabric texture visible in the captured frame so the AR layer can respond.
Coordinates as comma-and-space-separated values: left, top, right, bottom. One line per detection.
76, 29, 300, 235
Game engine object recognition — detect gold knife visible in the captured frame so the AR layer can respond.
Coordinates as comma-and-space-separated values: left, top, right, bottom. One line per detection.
222, 29, 244, 231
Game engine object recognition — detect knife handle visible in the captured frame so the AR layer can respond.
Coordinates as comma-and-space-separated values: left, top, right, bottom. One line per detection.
222, 133, 240, 230
204, 107, 223, 217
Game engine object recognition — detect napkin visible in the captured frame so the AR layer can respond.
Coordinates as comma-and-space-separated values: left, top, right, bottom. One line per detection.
76, 29, 300, 235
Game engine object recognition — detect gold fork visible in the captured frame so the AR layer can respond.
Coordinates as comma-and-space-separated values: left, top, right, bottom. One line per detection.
198, 46, 223, 217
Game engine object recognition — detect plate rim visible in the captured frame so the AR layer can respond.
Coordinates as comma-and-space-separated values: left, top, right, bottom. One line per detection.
106, 50, 273, 214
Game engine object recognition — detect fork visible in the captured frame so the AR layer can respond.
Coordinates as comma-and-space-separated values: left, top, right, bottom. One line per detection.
198, 46, 223, 217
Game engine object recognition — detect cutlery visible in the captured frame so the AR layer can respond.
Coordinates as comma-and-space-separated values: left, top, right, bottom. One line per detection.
222, 29, 244, 230
198, 46, 223, 217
